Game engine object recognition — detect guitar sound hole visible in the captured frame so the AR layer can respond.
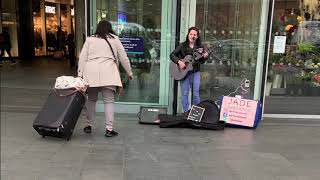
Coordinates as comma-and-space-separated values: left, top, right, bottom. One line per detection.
184, 62, 189, 69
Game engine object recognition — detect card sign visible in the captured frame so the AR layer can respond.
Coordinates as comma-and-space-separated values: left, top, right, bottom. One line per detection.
45, 6, 56, 14
273, 36, 286, 53
219, 96, 259, 127
187, 105, 205, 122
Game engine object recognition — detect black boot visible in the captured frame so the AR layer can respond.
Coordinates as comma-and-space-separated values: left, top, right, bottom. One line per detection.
83, 126, 91, 133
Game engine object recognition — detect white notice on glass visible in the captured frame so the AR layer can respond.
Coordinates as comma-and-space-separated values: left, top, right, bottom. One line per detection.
273, 36, 286, 53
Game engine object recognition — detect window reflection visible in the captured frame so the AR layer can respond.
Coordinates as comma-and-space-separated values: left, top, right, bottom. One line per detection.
196, 0, 262, 100
96, 0, 162, 103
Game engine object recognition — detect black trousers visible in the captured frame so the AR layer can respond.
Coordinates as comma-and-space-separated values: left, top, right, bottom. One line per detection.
0, 48, 14, 63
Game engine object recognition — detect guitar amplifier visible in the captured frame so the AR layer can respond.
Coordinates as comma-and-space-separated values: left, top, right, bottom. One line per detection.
139, 106, 167, 124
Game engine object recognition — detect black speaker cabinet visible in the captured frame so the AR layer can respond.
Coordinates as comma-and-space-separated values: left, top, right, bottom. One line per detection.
139, 106, 167, 124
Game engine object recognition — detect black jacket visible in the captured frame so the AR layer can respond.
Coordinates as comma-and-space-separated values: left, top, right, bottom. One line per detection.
170, 42, 206, 72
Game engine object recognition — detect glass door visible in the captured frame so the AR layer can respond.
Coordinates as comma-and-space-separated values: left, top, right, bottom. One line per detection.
89, 0, 176, 108
181, 0, 270, 103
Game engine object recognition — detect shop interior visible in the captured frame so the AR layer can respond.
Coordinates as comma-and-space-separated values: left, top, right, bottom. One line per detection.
267, 0, 320, 97
33, 0, 75, 56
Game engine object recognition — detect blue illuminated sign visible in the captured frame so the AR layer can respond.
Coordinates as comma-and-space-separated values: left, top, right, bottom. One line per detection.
117, 12, 127, 24
120, 37, 144, 54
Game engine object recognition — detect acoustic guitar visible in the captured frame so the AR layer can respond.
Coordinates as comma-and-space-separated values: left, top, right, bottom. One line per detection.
170, 48, 210, 80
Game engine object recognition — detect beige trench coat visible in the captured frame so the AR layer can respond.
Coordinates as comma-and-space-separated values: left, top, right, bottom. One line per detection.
78, 35, 133, 87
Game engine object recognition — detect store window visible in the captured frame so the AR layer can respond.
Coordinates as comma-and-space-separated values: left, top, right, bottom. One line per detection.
1, 0, 19, 57
32, 0, 74, 56
267, 0, 320, 97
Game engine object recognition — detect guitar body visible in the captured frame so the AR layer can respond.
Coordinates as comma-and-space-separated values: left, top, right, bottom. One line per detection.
170, 55, 193, 80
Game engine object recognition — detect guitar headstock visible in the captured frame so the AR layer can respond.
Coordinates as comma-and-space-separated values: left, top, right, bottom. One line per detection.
203, 43, 213, 54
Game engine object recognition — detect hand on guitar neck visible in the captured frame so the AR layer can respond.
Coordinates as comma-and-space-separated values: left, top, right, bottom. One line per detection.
177, 49, 209, 70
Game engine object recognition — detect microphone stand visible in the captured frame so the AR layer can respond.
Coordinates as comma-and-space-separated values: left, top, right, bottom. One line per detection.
190, 49, 197, 109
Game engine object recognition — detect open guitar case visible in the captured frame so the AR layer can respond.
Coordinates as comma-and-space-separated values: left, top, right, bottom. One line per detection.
158, 100, 225, 130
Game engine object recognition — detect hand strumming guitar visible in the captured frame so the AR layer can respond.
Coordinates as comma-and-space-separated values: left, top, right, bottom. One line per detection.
178, 60, 186, 70
203, 51, 209, 59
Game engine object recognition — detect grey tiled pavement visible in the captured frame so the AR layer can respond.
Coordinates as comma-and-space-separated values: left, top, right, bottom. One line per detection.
2, 110, 320, 180
1, 58, 320, 180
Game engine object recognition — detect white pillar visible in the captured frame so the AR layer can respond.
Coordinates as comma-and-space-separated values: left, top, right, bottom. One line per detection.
177, 0, 197, 112
137, 0, 143, 26
254, 0, 271, 100
180, 0, 197, 42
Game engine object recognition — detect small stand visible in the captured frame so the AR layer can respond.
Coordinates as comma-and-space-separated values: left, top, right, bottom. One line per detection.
190, 49, 198, 108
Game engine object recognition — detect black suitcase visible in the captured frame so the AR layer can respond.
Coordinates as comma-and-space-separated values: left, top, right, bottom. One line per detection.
33, 89, 86, 140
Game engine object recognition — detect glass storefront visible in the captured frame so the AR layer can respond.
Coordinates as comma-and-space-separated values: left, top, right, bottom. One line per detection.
264, 0, 320, 114
1, 0, 317, 114
86, 0, 271, 113
0, 0, 19, 57
90, 0, 175, 108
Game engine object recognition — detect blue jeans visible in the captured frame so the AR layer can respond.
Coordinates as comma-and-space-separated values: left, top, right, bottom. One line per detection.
180, 71, 201, 112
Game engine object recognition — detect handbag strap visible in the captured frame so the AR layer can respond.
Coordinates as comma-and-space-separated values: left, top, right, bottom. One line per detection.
103, 35, 125, 90
103, 36, 117, 62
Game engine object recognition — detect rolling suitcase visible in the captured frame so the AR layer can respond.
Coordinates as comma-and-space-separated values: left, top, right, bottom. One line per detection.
33, 89, 86, 140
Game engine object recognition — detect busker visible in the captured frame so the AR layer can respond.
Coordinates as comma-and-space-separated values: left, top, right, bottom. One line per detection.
170, 26, 209, 112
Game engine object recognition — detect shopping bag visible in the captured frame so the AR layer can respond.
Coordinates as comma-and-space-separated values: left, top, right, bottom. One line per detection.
219, 96, 262, 129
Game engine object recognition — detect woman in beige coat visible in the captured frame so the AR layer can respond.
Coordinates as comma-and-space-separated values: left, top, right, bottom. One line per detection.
78, 20, 133, 137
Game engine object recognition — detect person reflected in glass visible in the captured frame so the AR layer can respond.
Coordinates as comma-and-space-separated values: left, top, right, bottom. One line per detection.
56, 26, 65, 53
0, 28, 17, 66
78, 20, 133, 137
170, 27, 209, 112
66, 33, 76, 69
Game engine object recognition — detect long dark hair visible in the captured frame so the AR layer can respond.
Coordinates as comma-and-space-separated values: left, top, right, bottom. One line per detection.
183, 27, 201, 47
95, 20, 116, 39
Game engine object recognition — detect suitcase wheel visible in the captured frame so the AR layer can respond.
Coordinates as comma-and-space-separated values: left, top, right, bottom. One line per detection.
42, 135, 46, 138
